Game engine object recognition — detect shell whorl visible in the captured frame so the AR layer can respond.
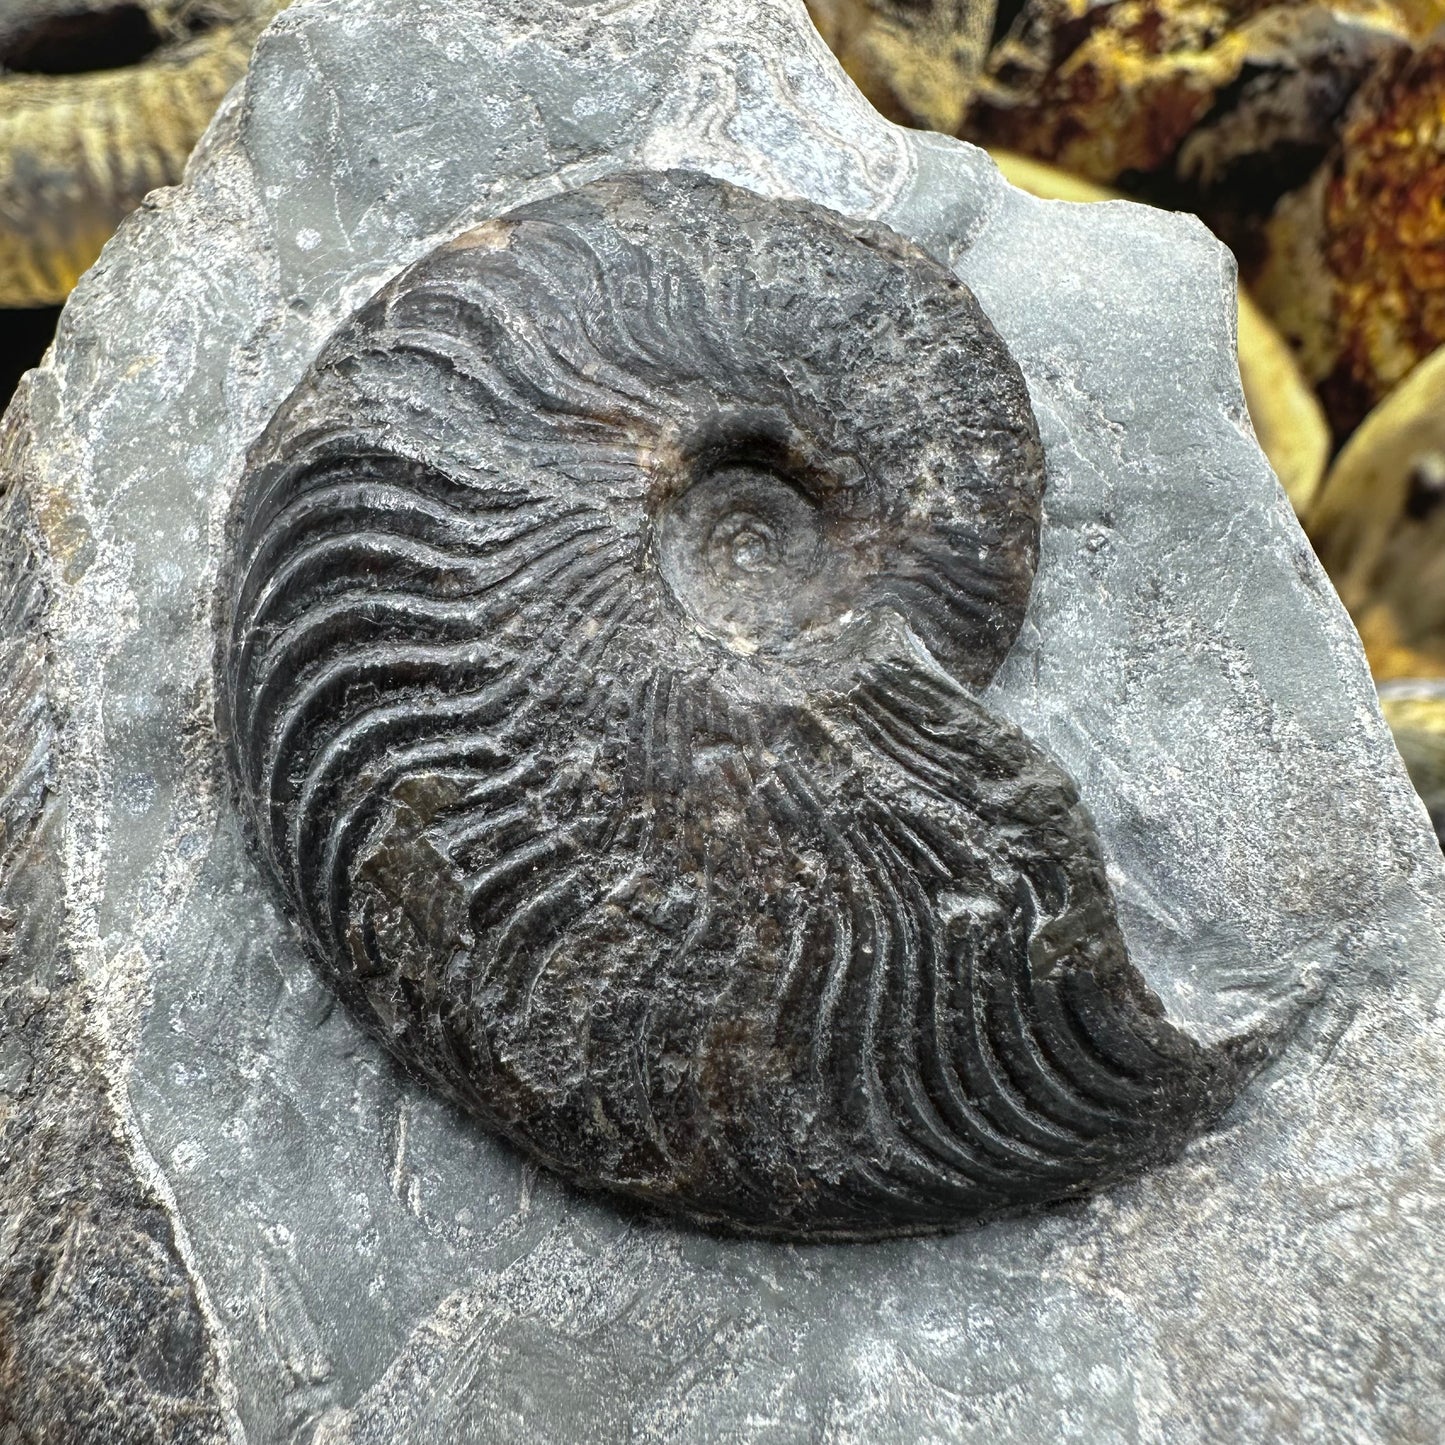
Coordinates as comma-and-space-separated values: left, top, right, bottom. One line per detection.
219, 170, 1237, 1239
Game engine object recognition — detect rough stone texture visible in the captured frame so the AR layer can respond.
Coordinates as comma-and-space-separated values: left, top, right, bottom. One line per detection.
0, 0, 1442, 1440
0, 404, 228, 1443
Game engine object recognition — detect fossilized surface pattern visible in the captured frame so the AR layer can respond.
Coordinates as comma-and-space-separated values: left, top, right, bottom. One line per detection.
221, 172, 1236, 1236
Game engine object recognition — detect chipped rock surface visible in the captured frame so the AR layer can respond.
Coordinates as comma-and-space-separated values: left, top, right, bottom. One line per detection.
0, 0, 1442, 1440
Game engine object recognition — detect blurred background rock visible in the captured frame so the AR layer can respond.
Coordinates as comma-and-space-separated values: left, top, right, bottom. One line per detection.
808, 0, 1445, 840
0, 0, 284, 390
1, 0, 1442, 840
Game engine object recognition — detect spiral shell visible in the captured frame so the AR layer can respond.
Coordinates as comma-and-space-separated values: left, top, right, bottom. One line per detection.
218, 170, 1237, 1239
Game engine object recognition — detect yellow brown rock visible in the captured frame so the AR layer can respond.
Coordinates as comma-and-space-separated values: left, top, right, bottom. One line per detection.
1256, 40, 1445, 441
805, 0, 997, 132
0, 1, 284, 308
1378, 681, 1445, 845
974, 0, 1253, 179
965, 0, 1414, 247
1307, 344, 1445, 679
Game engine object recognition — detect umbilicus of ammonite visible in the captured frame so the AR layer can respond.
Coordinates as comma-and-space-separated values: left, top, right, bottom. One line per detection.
217, 169, 1244, 1240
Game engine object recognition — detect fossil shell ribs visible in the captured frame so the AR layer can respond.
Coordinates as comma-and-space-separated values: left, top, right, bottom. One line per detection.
218, 169, 1237, 1239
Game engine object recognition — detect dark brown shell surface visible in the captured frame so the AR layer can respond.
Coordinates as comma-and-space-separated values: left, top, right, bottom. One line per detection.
217, 169, 1239, 1240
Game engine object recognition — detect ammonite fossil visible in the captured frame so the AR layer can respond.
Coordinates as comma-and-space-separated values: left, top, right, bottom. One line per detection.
0, 0, 285, 306
218, 169, 1241, 1239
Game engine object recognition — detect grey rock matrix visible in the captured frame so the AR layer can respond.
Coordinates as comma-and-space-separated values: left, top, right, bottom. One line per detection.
0, 0, 1441, 1441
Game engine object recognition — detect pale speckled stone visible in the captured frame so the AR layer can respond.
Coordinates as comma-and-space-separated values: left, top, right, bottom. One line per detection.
1, 0, 1443, 1440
